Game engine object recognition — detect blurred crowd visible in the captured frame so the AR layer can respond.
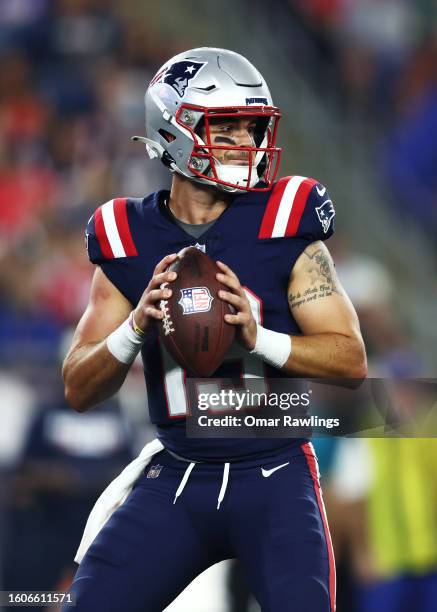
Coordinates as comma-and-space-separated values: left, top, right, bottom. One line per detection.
0, 0, 170, 363
286, 0, 437, 235
0, 1, 436, 611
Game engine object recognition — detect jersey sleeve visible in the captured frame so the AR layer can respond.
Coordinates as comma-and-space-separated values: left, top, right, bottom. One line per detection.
85, 198, 139, 264
85, 213, 104, 264
258, 176, 335, 242
85, 198, 141, 305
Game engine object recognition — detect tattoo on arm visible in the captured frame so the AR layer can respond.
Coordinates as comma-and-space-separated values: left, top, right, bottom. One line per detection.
288, 245, 342, 310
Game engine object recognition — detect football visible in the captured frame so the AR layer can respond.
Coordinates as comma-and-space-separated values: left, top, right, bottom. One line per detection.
158, 246, 235, 376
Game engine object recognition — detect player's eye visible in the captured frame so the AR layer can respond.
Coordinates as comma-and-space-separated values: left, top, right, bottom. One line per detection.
218, 124, 232, 133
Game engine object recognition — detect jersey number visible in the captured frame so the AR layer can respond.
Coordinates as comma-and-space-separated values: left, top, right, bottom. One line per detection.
160, 288, 266, 418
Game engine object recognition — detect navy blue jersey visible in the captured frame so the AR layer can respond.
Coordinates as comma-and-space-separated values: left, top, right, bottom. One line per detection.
85, 176, 335, 460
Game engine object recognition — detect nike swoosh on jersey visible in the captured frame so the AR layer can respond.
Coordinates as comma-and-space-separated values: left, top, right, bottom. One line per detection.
316, 185, 326, 197
261, 462, 290, 477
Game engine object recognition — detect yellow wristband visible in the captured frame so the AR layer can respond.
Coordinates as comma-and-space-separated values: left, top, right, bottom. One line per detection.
129, 311, 146, 337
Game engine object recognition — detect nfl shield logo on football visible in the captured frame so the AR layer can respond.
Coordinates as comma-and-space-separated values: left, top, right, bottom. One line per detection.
147, 464, 163, 479
178, 287, 213, 315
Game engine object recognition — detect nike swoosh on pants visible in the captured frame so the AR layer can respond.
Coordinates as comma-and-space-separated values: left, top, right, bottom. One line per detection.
261, 462, 290, 477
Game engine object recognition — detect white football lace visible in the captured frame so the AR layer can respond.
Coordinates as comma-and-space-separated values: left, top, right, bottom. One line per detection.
159, 298, 175, 335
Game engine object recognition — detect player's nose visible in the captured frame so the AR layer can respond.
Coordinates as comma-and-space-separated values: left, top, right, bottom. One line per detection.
235, 127, 254, 146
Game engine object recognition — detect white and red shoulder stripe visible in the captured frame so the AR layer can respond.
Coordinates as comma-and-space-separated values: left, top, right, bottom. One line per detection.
93, 198, 138, 259
258, 176, 318, 239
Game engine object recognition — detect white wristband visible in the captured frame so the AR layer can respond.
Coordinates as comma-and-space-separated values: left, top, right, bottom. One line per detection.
250, 324, 292, 369
106, 313, 145, 364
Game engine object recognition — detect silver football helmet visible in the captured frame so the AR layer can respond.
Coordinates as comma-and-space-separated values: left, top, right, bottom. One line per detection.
133, 47, 281, 193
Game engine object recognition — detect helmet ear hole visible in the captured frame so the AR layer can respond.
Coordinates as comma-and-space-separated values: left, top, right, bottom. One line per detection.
158, 129, 177, 143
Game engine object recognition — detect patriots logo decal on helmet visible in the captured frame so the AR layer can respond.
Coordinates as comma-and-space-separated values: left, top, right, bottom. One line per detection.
153, 61, 206, 97
316, 199, 335, 233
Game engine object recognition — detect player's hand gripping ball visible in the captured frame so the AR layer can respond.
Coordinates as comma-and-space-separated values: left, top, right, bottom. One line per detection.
158, 247, 235, 376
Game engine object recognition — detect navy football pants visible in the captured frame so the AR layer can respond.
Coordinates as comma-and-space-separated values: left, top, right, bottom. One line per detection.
64, 442, 335, 611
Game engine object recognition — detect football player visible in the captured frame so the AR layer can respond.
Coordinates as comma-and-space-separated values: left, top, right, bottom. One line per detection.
62, 48, 366, 611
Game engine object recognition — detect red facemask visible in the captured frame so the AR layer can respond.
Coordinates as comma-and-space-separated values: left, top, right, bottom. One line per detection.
175, 104, 282, 192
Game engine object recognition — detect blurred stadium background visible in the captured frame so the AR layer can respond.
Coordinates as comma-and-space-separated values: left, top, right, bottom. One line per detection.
0, 1, 436, 611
